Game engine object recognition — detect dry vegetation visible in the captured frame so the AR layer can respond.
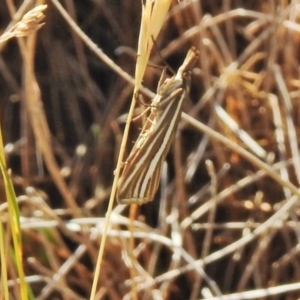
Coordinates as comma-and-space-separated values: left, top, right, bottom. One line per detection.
1, 0, 300, 299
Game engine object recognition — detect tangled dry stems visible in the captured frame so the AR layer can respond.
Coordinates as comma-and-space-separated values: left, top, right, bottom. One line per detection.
1, 1, 300, 299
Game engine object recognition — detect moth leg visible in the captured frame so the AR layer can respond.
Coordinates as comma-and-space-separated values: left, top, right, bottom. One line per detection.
131, 106, 150, 122
113, 161, 127, 175
135, 129, 150, 148
157, 67, 168, 89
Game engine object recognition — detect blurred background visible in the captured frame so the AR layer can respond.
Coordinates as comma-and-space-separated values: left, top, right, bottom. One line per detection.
1, 1, 300, 299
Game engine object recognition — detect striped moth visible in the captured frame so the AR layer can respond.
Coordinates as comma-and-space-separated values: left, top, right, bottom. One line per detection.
117, 48, 198, 204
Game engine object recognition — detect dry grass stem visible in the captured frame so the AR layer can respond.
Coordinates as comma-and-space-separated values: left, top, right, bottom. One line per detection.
2, 1, 300, 299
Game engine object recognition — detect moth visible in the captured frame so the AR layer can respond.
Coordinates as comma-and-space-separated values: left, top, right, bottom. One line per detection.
117, 47, 198, 205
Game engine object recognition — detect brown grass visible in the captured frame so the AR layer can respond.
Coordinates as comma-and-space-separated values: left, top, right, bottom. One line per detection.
1, 0, 300, 299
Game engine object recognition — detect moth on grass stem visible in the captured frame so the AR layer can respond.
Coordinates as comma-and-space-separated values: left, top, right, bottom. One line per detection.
117, 47, 199, 205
